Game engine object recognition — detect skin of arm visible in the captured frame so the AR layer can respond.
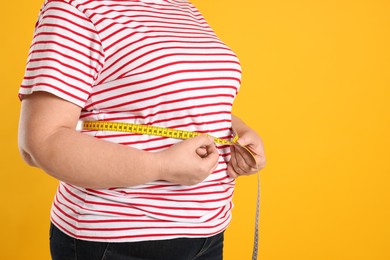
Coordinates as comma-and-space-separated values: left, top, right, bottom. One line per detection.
18, 92, 219, 189
228, 114, 266, 178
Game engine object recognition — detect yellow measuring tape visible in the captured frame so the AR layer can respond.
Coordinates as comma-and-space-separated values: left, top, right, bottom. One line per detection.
81, 120, 260, 259
82, 121, 257, 166
83, 121, 238, 145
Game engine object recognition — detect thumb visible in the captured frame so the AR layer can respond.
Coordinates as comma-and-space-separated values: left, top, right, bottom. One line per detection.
196, 146, 208, 157
236, 136, 250, 146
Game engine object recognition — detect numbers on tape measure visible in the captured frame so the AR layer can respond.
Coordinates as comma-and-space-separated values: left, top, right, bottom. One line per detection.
82, 120, 257, 167
82, 121, 235, 145
84, 121, 256, 166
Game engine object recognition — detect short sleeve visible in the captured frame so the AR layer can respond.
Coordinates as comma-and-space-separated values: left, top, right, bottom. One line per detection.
19, 1, 105, 108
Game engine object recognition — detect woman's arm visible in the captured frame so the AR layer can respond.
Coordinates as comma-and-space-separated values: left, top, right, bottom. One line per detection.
18, 92, 219, 189
228, 114, 266, 178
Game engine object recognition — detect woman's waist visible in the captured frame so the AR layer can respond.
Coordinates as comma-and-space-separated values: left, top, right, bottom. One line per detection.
78, 112, 234, 150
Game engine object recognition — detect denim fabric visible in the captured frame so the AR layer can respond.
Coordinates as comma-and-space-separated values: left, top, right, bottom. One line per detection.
50, 223, 224, 260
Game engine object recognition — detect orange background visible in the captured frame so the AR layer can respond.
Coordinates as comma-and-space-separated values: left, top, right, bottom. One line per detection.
1, 0, 389, 259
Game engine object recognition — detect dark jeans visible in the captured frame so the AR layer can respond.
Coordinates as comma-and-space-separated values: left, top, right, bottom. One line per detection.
49, 223, 224, 260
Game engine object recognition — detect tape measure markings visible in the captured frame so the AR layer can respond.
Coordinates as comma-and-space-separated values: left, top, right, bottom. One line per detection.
83, 121, 236, 146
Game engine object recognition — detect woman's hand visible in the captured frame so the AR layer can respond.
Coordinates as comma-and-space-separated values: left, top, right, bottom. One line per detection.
158, 135, 220, 186
227, 116, 266, 178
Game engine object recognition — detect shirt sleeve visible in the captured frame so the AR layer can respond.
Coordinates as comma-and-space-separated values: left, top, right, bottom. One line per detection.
19, 1, 105, 108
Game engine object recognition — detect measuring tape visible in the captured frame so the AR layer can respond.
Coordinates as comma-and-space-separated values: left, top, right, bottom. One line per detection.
83, 121, 239, 145
82, 120, 261, 259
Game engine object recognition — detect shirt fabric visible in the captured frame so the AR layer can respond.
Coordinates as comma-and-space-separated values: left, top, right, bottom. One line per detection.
20, 0, 242, 242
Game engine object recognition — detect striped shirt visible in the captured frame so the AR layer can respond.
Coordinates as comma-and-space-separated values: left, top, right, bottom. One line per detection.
20, 0, 241, 242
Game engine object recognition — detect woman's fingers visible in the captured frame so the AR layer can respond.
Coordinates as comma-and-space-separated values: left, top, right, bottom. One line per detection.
228, 143, 265, 178
234, 144, 258, 169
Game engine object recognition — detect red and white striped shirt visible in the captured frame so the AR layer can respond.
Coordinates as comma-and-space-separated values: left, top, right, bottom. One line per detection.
20, 0, 241, 242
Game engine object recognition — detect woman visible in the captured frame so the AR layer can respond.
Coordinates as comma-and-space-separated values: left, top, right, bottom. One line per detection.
18, 0, 266, 259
